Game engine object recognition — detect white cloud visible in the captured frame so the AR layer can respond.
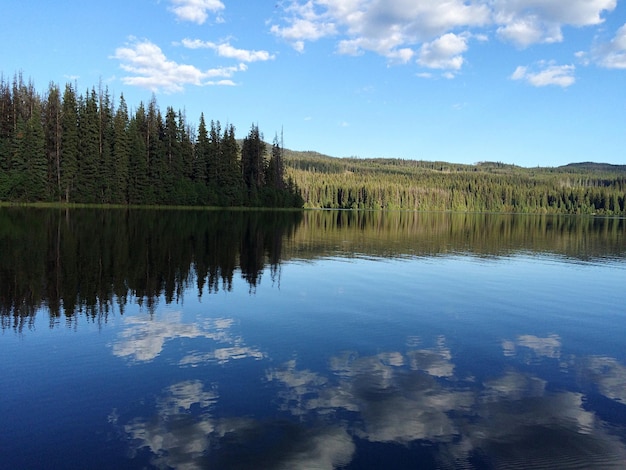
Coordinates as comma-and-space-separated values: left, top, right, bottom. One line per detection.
493, 0, 617, 47
181, 39, 275, 62
270, 0, 619, 71
272, 0, 488, 60
418, 33, 468, 70
510, 62, 575, 87
591, 23, 626, 69
169, 0, 225, 25
112, 39, 245, 92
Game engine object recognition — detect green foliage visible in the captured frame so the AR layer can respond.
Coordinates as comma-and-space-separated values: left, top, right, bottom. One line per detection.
285, 153, 626, 215
0, 75, 302, 208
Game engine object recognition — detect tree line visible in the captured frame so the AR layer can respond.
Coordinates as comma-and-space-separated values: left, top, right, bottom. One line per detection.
284, 153, 626, 215
0, 73, 303, 207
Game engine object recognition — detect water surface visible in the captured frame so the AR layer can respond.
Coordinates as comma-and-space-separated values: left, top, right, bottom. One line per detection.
1, 209, 625, 469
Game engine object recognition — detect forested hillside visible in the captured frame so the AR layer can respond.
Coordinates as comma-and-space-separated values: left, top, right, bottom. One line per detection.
2, 73, 624, 214
284, 151, 626, 215
0, 74, 302, 207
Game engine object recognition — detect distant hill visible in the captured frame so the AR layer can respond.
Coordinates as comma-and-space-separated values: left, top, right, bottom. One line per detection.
558, 162, 626, 173
281, 148, 626, 214
283, 147, 624, 174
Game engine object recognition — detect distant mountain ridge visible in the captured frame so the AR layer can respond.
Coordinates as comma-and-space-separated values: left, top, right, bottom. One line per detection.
558, 162, 626, 173
282, 147, 625, 173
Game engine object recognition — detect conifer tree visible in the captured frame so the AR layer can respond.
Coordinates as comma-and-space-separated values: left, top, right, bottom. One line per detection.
111, 94, 130, 204
44, 82, 62, 200
98, 85, 114, 203
267, 133, 285, 190
21, 101, 47, 200
219, 124, 243, 205
164, 106, 182, 203
76, 88, 100, 203
194, 113, 209, 184
0, 78, 14, 173
241, 124, 266, 204
60, 84, 79, 202
208, 119, 221, 187
127, 106, 149, 204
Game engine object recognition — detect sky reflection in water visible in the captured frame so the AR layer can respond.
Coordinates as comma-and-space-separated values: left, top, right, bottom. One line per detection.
1, 210, 625, 469
100, 255, 626, 469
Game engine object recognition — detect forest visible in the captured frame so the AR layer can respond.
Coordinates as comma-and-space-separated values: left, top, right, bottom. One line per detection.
284, 152, 626, 214
0, 74, 303, 207
1, 73, 625, 214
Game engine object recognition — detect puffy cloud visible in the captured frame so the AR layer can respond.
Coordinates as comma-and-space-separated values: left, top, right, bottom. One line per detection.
270, 0, 618, 74
493, 0, 617, 47
271, 0, 488, 61
112, 39, 244, 92
181, 39, 275, 62
169, 0, 225, 24
510, 62, 575, 87
418, 33, 468, 70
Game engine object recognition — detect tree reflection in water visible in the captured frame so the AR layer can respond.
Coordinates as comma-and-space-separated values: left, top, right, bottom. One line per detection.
1, 208, 624, 331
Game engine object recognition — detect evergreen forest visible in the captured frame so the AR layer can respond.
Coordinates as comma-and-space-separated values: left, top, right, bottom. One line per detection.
284, 152, 626, 215
2, 74, 625, 214
0, 74, 303, 207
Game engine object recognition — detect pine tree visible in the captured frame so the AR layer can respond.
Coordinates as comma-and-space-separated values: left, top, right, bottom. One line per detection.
21, 101, 47, 200
241, 124, 266, 204
0, 77, 14, 174
218, 124, 243, 205
111, 94, 130, 204
164, 106, 182, 203
194, 113, 209, 184
44, 82, 62, 200
98, 85, 114, 203
127, 108, 149, 204
76, 88, 100, 203
208, 119, 221, 187
60, 84, 79, 202
146, 97, 164, 204
267, 133, 285, 190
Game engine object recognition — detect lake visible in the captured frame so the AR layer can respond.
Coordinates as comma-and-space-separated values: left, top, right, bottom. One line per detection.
1, 208, 625, 469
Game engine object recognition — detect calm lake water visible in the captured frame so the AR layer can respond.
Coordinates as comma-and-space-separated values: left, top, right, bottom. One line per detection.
1, 208, 625, 469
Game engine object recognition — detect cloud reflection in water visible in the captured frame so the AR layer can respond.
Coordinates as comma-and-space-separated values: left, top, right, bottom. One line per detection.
111, 313, 264, 364
113, 324, 626, 468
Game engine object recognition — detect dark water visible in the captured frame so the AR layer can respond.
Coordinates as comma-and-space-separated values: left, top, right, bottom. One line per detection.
1, 208, 625, 469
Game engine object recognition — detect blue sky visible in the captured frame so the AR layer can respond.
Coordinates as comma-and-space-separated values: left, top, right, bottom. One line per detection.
2, 0, 625, 167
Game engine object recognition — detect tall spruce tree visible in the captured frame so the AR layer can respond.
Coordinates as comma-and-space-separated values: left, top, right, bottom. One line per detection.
98, 85, 114, 203
127, 105, 149, 205
164, 106, 182, 203
44, 82, 62, 200
21, 101, 47, 200
76, 88, 100, 203
194, 113, 209, 184
111, 94, 130, 204
241, 124, 266, 204
60, 84, 79, 202
208, 119, 221, 187
218, 124, 243, 205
